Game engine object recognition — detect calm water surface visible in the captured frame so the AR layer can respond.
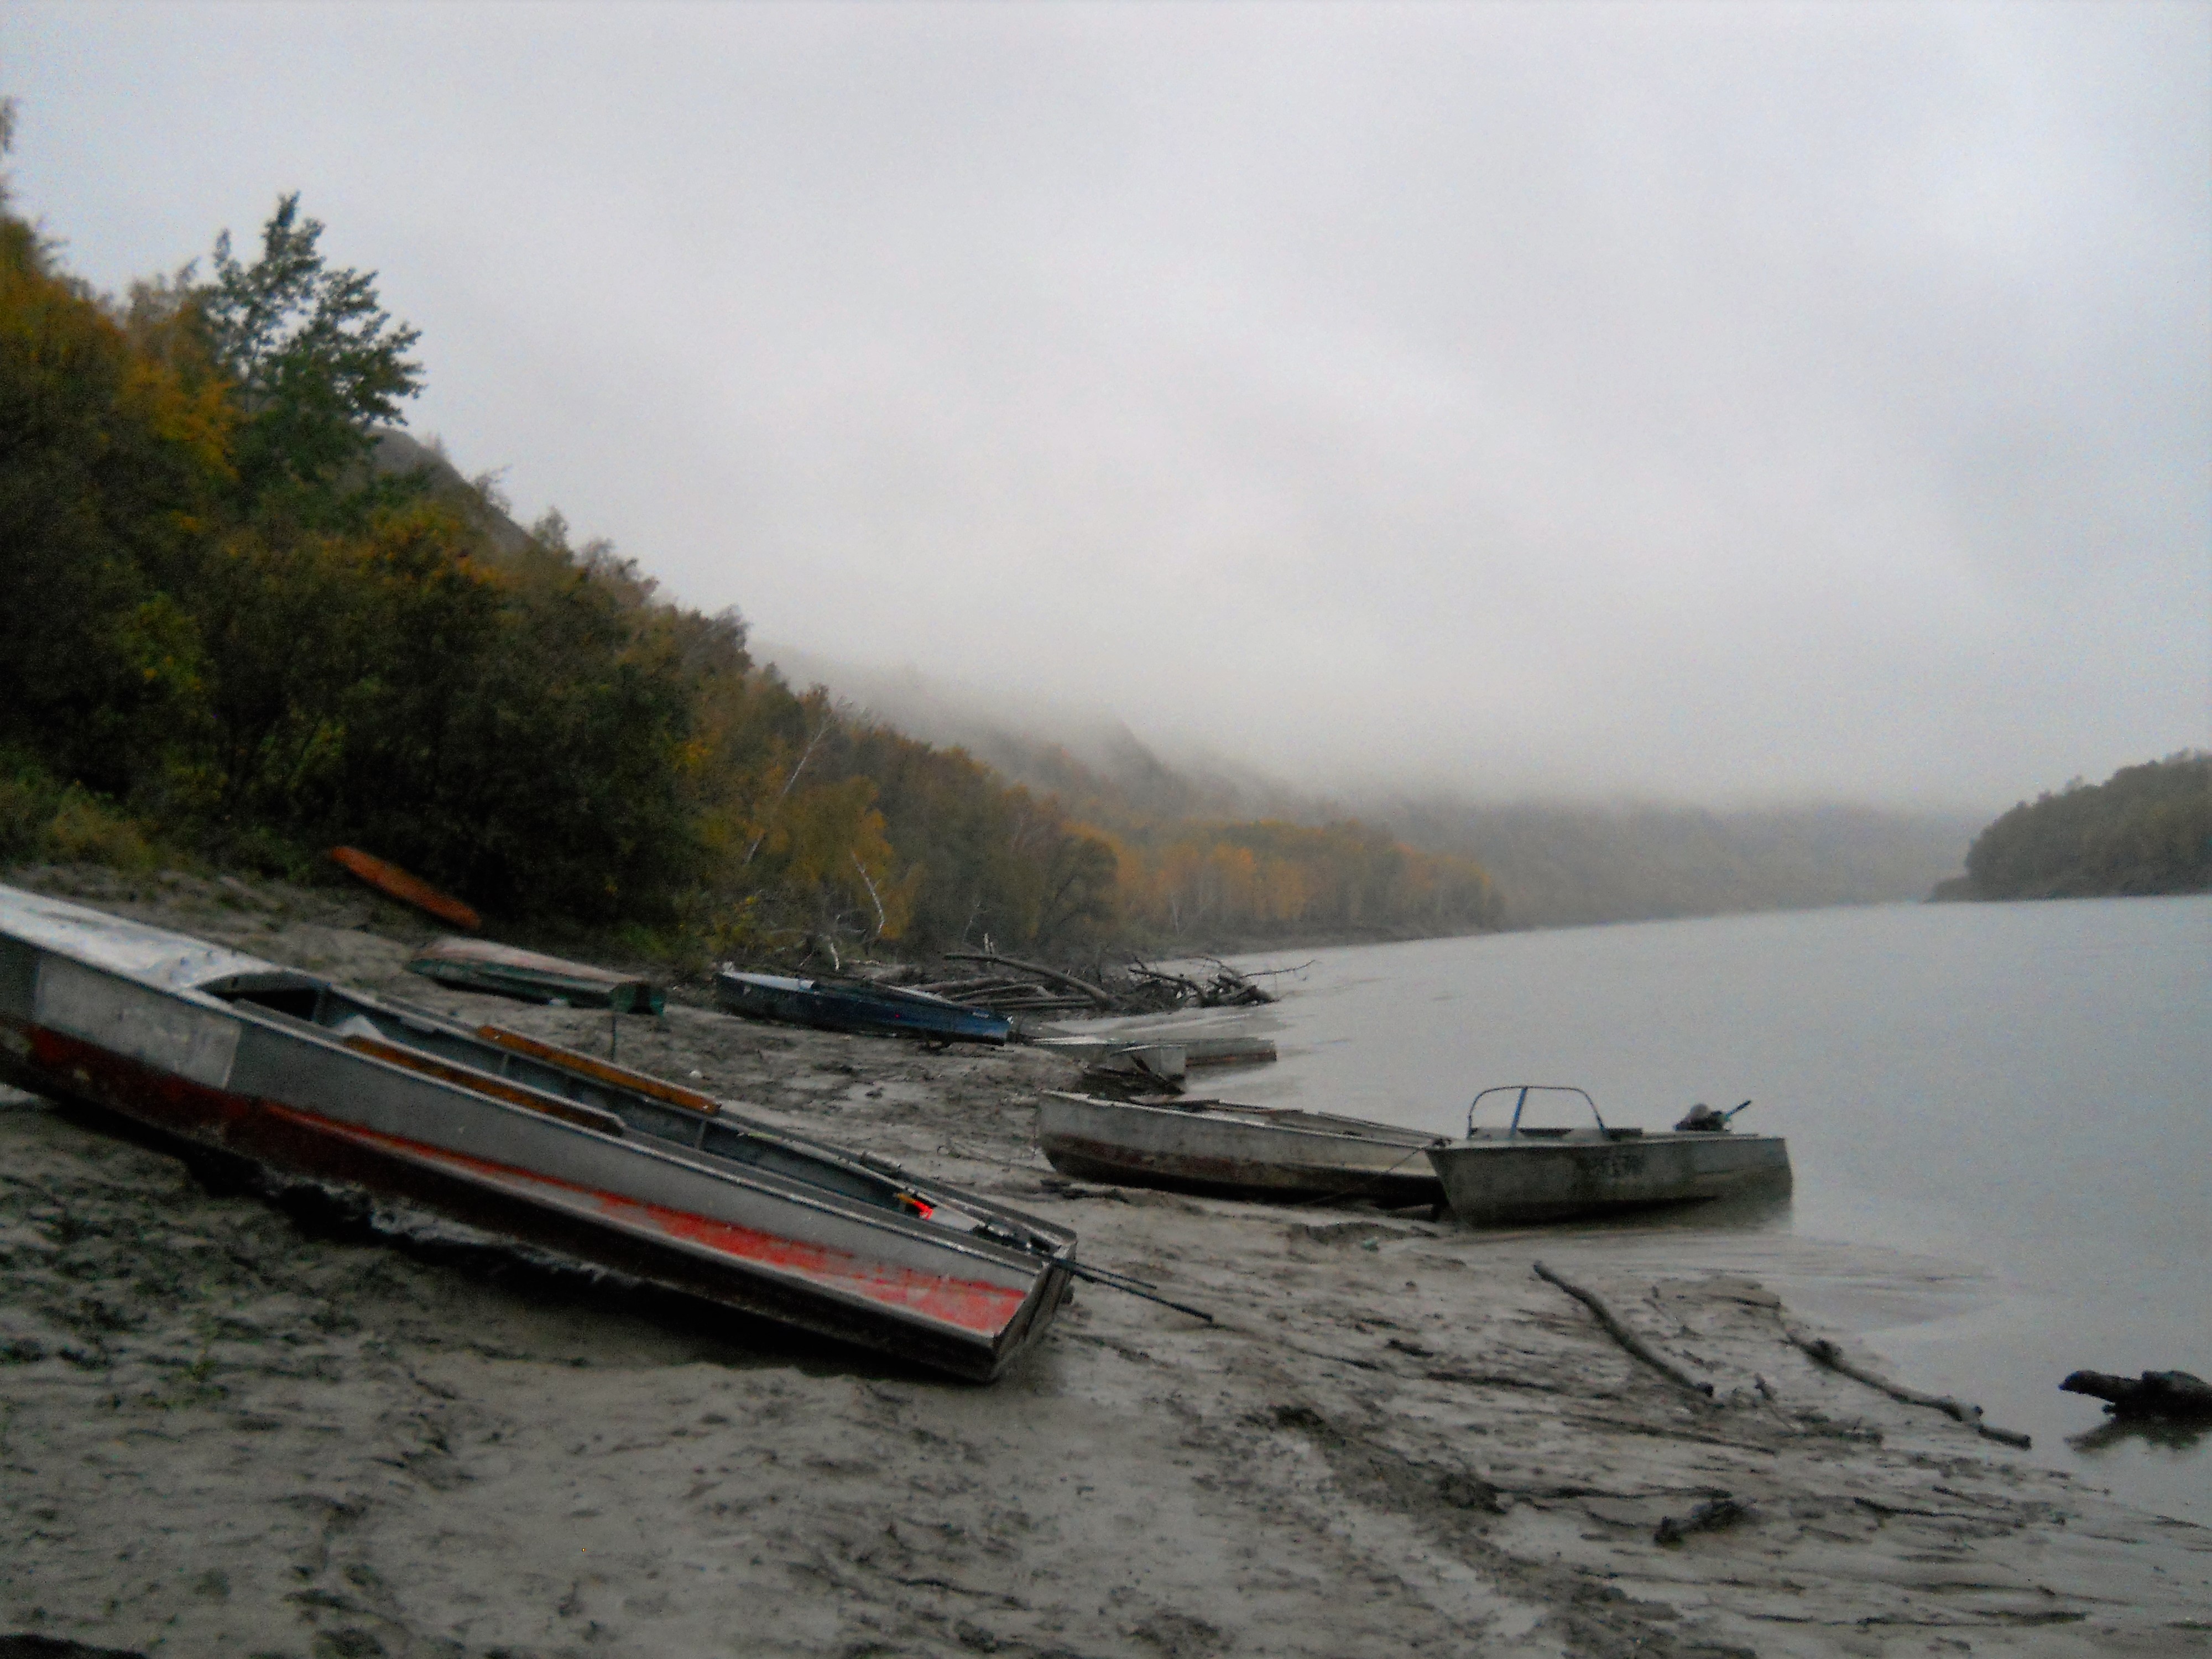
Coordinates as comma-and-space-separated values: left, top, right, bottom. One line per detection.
1135, 899, 2210, 1521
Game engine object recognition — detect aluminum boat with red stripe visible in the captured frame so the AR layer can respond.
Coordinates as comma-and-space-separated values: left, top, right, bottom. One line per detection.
0, 884, 1076, 1380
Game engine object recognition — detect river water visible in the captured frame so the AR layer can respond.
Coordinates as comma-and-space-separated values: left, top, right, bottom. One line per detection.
1117, 898, 2210, 1522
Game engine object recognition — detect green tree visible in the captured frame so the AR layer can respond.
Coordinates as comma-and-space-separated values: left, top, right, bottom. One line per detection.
0, 107, 231, 795
1961, 753, 2211, 899
200, 194, 423, 514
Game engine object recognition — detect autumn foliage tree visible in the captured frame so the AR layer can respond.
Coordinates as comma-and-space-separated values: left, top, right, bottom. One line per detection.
0, 104, 234, 801
1112, 819, 1499, 941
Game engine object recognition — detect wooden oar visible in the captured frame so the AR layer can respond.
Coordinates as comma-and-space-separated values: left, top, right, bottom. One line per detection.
341, 1034, 625, 1136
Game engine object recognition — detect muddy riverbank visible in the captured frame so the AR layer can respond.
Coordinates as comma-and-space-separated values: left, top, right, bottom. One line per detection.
1, 865, 2205, 1657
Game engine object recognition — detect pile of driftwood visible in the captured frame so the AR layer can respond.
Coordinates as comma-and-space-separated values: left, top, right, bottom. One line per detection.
908, 951, 1287, 1018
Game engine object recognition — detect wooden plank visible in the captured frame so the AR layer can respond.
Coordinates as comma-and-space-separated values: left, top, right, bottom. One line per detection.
474, 1024, 721, 1116
341, 1035, 627, 1136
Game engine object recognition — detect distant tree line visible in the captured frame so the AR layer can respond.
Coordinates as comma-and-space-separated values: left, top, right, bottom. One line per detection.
1374, 798, 1978, 928
1937, 753, 2211, 901
1104, 818, 1500, 940
0, 110, 1496, 957
787, 662, 1985, 931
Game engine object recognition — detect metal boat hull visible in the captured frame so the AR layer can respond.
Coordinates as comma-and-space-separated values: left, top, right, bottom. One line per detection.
716, 970, 1011, 1045
1030, 1034, 1278, 1069
1037, 1091, 1446, 1207
406, 936, 664, 1013
1, 886, 1073, 1380
1426, 1131, 1791, 1226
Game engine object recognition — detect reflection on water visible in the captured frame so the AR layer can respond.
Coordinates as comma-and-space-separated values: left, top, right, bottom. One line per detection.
2069, 1416, 2210, 1457
1458, 1187, 1797, 1239
1202, 896, 2212, 1524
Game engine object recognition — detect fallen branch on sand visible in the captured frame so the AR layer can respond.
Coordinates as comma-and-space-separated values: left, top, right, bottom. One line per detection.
1785, 1327, 2031, 1449
1533, 1261, 1715, 1400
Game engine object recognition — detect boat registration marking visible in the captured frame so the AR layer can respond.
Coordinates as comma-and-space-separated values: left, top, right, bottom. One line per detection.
34, 957, 239, 1090
263, 1103, 1031, 1338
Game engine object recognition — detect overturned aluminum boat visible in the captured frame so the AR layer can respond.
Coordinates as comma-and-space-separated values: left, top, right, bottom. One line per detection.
1037, 1090, 1447, 1208
406, 935, 665, 1014
1427, 1085, 1791, 1227
716, 968, 1011, 1046
0, 885, 1073, 1380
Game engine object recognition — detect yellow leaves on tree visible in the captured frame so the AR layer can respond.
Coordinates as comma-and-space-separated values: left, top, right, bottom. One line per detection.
1114, 820, 1499, 938
761, 775, 914, 942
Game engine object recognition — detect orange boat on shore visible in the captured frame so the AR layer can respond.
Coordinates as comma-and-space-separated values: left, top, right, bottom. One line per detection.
328, 847, 482, 931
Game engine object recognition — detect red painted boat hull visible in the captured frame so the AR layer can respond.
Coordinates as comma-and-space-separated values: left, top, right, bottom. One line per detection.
1, 885, 1076, 1380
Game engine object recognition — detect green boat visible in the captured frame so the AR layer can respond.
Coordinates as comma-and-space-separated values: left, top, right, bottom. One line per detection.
406, 936, 665, 1014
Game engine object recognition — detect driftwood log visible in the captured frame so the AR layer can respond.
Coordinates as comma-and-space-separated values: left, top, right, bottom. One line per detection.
1132, 957, 1278, 1008
2059, 1370, 2212, 1422
940, 951, 1119, 1008
1653, 1495, 1752, 1546
1785, 1327, 2032, 1449
1080, 1051, 1186, 1097
925, 951, 1278, 1016
1532, 1261, 1715, 1400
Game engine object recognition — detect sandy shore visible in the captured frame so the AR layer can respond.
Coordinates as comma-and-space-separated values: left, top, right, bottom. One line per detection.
2, 865, 2206, 1658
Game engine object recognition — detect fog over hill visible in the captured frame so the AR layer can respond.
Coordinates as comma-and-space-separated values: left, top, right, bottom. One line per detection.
375, 434, 1980, 932
762, 645, 1981, 928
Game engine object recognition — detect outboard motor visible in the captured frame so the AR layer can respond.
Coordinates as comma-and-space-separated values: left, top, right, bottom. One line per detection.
1675, 1099, 1751, 1133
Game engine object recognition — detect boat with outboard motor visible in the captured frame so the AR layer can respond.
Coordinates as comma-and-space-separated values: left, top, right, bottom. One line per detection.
1426, 1085, 1791, 1227
1036, 1089, 1447, 1207
0, 884, 1073, 1380
716, 968, 1011, 1046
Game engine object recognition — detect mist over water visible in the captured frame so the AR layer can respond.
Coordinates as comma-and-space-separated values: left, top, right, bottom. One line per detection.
1158, 898, 2212, 1521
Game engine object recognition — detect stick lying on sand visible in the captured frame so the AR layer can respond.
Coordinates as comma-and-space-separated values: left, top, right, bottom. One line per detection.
1532, 1261, 1715, 1400
1786, 1327, 2031, 1449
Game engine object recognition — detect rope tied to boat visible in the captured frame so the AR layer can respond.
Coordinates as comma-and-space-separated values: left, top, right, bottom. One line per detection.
1064, 1261, 1215, 1324
1277, 1141, 1448, 1212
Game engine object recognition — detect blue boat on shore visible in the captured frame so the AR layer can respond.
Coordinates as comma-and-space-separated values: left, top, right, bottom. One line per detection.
715, 969, 1012, 1046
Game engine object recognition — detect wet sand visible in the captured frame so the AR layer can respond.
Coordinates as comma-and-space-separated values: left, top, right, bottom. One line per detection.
2, 866, 2206, 1657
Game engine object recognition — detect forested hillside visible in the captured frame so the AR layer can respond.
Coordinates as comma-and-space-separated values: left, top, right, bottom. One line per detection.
1936, 753, 2211, 900
761, 650, 1500, 941
0, 117, 1498, 957
770, 649, 1985, 930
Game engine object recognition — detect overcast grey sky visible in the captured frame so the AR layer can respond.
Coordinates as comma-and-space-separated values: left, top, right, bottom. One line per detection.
7, 2, 2206, 808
